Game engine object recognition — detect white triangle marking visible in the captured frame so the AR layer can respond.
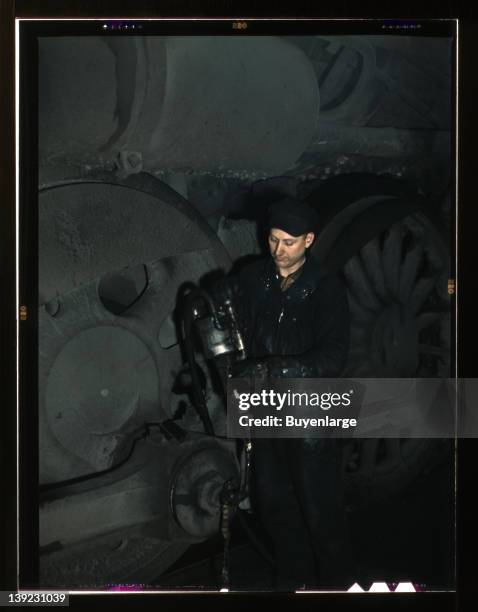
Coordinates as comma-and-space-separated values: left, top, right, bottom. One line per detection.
369, 582, 391, 592
394, 582, 416, 592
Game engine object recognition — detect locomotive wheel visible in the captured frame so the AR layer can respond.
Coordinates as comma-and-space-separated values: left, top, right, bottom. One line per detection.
307, 173, 452, 505
38, 172, 232, 585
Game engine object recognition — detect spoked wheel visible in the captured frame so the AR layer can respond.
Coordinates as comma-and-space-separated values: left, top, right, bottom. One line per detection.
307, 173, 452, 504
342, 214, 450, 379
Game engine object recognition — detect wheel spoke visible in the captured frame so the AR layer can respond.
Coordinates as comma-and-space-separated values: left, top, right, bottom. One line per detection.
344, 255, 382, 312
360, 237, 388, 302
382, 225, 403, 300
410, 276, 437, 314
399, 243, 424, 303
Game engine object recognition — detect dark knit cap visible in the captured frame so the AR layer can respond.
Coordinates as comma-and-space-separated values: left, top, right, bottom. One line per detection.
267, 196, 319, 237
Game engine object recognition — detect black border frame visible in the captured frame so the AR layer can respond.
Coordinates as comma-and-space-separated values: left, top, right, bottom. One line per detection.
2, 3, 477, 611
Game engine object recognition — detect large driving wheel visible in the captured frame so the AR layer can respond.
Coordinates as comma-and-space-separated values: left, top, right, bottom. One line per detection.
38, 172, 236, 586
306, 173, 452, 504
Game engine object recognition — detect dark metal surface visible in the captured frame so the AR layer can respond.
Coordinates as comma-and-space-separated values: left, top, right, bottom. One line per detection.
39, 36, 319, 178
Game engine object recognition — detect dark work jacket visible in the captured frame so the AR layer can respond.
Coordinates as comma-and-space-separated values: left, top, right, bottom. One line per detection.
231, 255, 350, 377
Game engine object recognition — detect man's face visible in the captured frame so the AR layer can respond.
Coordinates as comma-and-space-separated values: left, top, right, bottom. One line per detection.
268, 228, 315, 274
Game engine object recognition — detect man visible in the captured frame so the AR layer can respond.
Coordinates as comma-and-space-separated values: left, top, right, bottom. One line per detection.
229, 196, 354, 590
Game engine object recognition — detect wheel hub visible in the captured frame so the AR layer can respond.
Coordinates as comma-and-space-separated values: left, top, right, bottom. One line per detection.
370, 302, 419, 376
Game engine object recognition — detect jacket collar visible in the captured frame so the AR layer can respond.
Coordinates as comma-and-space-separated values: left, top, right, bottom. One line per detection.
262, 254, 322, 297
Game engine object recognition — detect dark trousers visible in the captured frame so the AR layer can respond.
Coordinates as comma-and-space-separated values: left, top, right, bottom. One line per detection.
251, 437, 355, 590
